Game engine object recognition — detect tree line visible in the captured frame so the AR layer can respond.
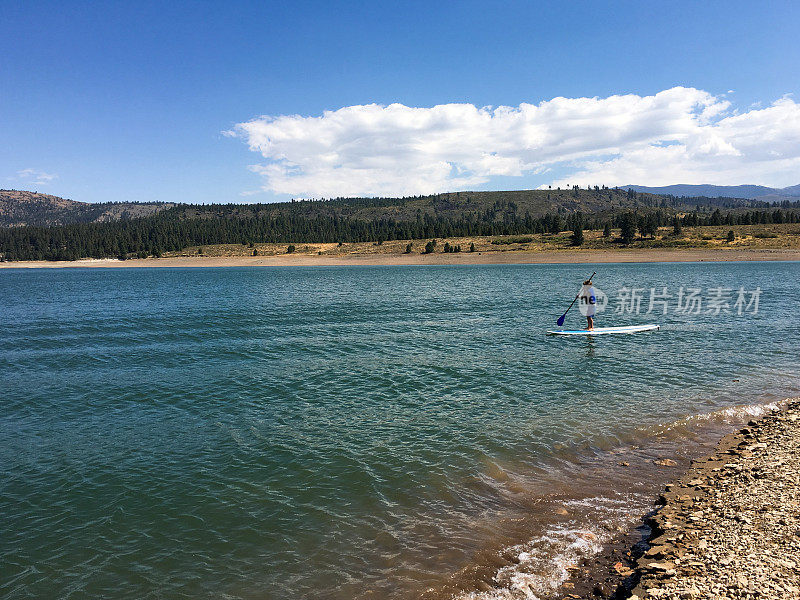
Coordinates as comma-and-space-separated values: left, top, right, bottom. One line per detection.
1, 205, 799, 261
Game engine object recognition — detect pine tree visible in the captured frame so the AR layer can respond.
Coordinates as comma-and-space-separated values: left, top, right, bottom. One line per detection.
619, 213, 637, 245
571, 223, 584, 246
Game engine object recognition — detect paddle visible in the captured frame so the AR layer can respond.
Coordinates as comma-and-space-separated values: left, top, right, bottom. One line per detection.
556, 271, 596, 326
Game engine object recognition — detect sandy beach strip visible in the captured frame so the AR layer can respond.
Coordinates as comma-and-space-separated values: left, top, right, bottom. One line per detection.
564, 400, 800, 600
3, 248, 800, 269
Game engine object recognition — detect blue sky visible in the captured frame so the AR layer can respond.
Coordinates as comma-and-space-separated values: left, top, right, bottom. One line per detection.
2, 1, 798, 203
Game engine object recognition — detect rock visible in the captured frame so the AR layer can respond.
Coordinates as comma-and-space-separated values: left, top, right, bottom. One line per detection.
592, 581, 614, 597
647, 561, 675, 572
654, 458, 678, 467
645, 546, 669, 559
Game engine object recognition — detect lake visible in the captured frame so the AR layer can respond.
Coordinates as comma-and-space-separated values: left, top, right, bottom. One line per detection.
1, 263, 798, 599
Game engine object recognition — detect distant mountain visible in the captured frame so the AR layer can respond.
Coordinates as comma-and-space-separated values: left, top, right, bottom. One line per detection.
0, 190, 172, 227
781, 184, 800, 196
622, 184, 800, 201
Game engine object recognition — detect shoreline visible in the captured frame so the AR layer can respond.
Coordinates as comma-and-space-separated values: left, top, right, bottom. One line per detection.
423, 401, 788, 600
560, 399, 800, 599
3, 247, 800, 268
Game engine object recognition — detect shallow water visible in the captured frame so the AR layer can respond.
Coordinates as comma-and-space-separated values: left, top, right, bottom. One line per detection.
1, 263, 798, 599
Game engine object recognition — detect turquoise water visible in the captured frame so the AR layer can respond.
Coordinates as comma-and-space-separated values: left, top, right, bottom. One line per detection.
1, 263, 798, 599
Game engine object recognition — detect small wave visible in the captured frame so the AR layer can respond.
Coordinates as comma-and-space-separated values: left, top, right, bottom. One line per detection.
635, 398, 790, 443
681, 399, 787, 423
456, 497, 639, 600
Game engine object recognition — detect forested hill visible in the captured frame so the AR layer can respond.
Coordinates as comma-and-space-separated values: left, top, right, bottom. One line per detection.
2, 186, 799, 261
0, 187, 772, 228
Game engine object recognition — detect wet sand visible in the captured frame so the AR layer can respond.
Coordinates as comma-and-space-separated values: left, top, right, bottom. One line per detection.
3, 247, 800, 268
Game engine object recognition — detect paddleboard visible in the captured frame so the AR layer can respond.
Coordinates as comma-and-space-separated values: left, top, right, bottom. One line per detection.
547, 324, 660, 336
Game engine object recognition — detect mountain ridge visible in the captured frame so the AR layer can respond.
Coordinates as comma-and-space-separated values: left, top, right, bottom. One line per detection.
622, 184, 800, 200
0, 189, 172, 227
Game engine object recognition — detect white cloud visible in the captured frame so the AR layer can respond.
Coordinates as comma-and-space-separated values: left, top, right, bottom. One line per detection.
230, 87, 800, 197
17, 168, 58, 185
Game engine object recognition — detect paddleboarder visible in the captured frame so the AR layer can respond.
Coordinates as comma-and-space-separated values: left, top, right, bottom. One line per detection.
579, 278, 597, 330
555, 271, 596, 328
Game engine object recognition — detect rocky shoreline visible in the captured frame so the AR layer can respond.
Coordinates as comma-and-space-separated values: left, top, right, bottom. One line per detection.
560, 399, 800, 600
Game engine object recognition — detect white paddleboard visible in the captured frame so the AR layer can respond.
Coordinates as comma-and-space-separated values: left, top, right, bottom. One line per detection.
547, 324, 660, 336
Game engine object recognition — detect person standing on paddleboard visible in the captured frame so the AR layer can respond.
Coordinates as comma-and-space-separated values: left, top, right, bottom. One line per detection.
578, 278, 597, 330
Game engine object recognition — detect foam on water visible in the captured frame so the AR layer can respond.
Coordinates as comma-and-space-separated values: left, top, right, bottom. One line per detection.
458, 501, 628, 600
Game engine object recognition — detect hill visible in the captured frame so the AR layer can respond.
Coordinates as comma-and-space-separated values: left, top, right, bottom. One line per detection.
0, 190, 172, 227
622, 184, 800, 201
0, 187, 768, 229
2, 186, 798, 261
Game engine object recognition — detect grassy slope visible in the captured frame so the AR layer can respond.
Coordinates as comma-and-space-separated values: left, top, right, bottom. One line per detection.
165, 223, 800, 259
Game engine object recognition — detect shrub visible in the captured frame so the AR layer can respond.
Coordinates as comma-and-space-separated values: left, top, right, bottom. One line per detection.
287, 245, 296, 253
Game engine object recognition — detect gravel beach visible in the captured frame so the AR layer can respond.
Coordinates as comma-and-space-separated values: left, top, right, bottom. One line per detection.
563, 399, 800, 600
631, 399, 800, 599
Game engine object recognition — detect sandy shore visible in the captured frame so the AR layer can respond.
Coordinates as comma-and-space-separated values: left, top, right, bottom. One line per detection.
3, 248, 800, 268
562, 400, 800, 600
